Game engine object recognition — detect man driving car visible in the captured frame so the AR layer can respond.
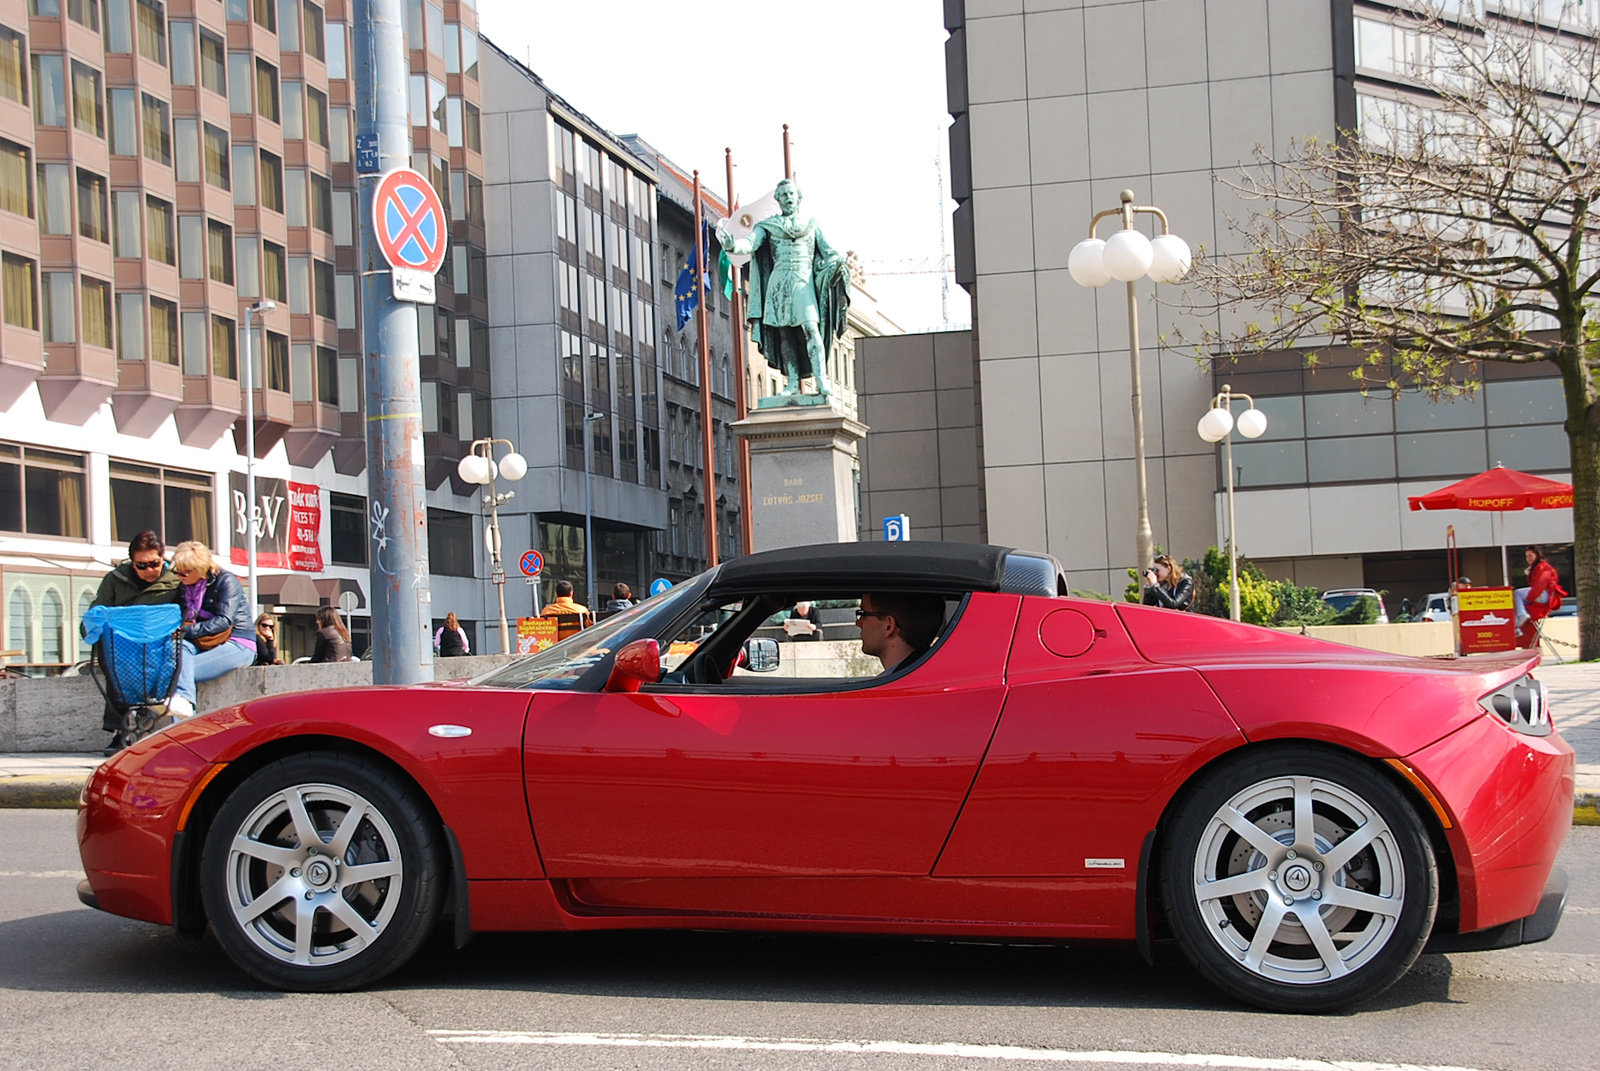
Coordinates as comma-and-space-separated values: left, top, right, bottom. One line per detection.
856, 592, 945, 674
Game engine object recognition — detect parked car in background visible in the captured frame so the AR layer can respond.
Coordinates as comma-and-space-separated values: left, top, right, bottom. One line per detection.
1321, 588, 1390, 623
1419, 593, 1452, 623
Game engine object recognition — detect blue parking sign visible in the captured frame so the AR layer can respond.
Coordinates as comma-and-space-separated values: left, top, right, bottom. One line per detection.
884, 515, 910, 542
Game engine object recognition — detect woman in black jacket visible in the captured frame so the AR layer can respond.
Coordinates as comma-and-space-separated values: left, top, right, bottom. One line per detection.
311, 606, 354, 662
1141, 554, 1194, 611
169, 541, 256, 717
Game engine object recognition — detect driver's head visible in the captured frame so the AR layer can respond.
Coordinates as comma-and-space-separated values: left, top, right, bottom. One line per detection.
858, 592, 944, 664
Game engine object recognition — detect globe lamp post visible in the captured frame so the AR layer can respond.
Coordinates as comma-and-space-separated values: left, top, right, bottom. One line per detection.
457, 438, 528, 654
1197, 385, 1268, 622
1068, 190, 1191, 591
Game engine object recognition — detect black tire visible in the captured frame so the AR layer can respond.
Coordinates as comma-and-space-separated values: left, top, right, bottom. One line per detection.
200, 751, 445, 991
1160, 744, 1437, 1013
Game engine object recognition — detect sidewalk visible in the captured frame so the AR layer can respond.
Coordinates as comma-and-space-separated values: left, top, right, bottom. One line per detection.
2, 662, 1598, 810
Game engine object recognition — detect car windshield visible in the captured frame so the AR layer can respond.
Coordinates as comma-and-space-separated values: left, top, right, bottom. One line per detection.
1322, 593, 1366, 613
467, 579, 705, 690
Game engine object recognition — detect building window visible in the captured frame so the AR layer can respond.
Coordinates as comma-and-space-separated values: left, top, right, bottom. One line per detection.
329, 492, 366, 565
285, 166, 306, 225
207, 219, 233, 284
313, 258, 334, 319
232, 145, 256, 205
201, 31, 226, 96
0, 26, 26, 105
113, 190, 140, 256
264, 330, 288, 392
142, 93, 171, 165
227, 53, 252, 113
326, 21, 345, 79
70, 60, 103, 137
258, 149, 283, 212
310, 172, 331, 232
255, 59, 279, 122
150, 297, 176, 364
282, 79, 303, 139
329, 105, 349, 163
116, 292, 144, 361
316, 345, 336, 405
2, 255, 37, 330
0, 442, 87, 538
427, 509, 474, 577
109, 87, 137, 154
263, 241, 286, 302
252, 0, 276, 32
276, 0, 299, 50
177, 215, 203, 278
32, 54, 65, 127
82, 276, 111, 348
169, 20, 195, 84
136, 0, 167, 66
461, 28, 477, 80
0, 139, 32, 218
306, 86, 327, 147
109, 461, 213, 547
235, 236, 259, 297
42, 272, 72, 342
211, 314, 236, 378
145, 196, 174, 264
203, 122, 229, 189
302, 2, 325, 60
174, 117, 199, 181
287, 256, 310, 313
67, 0, 102, 32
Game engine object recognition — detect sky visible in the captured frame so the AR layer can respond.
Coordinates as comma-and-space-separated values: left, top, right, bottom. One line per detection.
477, 0, 967, 333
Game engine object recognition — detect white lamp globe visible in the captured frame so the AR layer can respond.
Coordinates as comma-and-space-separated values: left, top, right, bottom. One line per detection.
1235, 407, 1268, 440
456, 454, 489, 484
1147, 234, 1192, 284
1197, 407, 1234, 443
498, 451, 528, 481
1102, 230, 1154, 282
1067, 238, 1110, 288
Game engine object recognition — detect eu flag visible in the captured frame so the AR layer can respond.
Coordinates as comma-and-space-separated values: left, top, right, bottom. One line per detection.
674, 229, 715, 330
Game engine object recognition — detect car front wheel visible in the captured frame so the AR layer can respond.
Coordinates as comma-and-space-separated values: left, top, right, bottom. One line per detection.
1161, 745, 1437, 1013
200, 751, 445, 991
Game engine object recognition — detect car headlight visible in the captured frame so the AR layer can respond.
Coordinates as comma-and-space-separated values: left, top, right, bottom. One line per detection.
1480, 675, 1550, 736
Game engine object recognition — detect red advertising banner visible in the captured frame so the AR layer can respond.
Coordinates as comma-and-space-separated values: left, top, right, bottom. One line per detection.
287, 482, 323, 572
1455, 587, 1518, 654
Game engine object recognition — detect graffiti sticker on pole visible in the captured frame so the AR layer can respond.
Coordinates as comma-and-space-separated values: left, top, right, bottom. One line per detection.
373, 167, 448, 304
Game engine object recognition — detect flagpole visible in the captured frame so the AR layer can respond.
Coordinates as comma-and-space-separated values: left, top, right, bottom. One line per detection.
782, 124, 792, 179
693, 170, 720, 568
726, 148, 753, 556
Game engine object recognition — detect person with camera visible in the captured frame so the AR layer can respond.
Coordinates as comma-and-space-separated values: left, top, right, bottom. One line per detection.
1140, 554, 1194, 611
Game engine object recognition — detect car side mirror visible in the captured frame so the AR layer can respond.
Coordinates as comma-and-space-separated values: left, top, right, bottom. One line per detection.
742, 637, 780, 673
604, 638, 660, 693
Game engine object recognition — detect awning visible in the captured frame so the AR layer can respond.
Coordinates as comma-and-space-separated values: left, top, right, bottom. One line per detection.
313, 576, 367, 611
1408, 466, 1573, 512
256, 573, 322, 607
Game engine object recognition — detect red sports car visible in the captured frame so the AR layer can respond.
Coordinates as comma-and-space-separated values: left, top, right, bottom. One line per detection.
77, 542, 1573, 1012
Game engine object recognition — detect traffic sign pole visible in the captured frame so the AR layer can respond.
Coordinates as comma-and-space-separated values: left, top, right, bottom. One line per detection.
354, 0, 432, 685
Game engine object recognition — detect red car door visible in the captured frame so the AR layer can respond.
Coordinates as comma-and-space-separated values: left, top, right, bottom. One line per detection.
523, 593, 1020, 880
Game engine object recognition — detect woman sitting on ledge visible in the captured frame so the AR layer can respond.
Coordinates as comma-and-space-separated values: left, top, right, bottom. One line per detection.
169, 541, 256, 719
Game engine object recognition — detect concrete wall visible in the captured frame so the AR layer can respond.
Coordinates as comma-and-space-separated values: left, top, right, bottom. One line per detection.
0, 655, 517, 754
856, 330, 983, 543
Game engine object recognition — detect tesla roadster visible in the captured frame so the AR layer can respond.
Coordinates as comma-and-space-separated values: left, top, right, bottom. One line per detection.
77, 542, 1573, 1012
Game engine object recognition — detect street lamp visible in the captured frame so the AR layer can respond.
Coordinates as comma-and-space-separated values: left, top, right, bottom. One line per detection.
457, 438, 527, 654
241, 300, 277, 615
1068, 190, 1191, 591
582, 411, 607, 614
1197, 384, 1268, 622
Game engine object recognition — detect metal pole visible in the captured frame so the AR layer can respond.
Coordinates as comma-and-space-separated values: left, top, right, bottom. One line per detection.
242, 306, 259, 616
725, 148, 752, 556
1225, 408, 1240, 622
485, 446, 508, 654
692, 171, 719, 567
354, 0, 431, 684
584, 414, 596, 610
1123, 192, 1154, 583
783, 124, 792, 179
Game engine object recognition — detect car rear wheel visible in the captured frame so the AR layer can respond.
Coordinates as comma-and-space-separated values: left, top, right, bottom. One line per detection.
1161, 745, 1437, 1013
200, 751, 444, 991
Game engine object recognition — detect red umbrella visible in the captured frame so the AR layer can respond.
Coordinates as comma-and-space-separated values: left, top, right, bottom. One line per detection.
1408, 465, 1573, 584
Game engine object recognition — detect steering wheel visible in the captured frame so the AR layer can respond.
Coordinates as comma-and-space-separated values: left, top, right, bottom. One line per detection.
685, 647, 724, 686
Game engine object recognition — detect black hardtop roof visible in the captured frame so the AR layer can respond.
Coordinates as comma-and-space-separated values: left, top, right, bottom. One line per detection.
710, 541, 1015, 594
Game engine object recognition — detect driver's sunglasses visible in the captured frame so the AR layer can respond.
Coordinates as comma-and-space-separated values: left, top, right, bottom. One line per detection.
855, 609, 889, 621
131, 559, 164, 571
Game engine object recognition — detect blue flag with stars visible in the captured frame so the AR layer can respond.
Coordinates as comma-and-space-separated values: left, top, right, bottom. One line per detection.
674, 226, 716, 331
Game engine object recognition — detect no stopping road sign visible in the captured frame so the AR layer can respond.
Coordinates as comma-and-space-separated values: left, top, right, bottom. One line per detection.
373, 168, 448, 275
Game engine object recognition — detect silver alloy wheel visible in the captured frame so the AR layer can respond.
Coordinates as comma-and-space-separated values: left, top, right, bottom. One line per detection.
1190, 774, 1405, 985
223, 782, 405, 967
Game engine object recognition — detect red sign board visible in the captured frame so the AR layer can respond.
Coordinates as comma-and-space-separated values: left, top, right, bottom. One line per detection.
287, 481, 324, 572
230, 473, 323, 572
1455, 587, 1518, 654
372, 168, 448, 274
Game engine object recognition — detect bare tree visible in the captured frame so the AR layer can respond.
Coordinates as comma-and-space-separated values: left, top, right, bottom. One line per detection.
1183, 1, 1600, 659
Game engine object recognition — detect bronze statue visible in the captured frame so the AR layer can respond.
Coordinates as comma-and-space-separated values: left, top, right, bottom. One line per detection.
719, 179, 850, 403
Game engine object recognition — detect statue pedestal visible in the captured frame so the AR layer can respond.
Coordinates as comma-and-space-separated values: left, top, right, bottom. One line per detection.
732, 405, 868, 551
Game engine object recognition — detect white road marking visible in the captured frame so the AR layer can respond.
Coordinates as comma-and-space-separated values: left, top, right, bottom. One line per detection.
0, 870, 84, 879
428, 1031, 1499, 1071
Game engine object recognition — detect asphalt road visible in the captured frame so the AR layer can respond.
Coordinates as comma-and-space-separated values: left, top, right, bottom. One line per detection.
3, 809, 1598, 1071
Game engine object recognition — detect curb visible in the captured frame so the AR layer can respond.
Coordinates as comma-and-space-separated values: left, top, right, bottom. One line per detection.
0, 776, 86, 809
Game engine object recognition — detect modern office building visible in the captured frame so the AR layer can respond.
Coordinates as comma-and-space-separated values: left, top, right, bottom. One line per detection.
913, 0, 1577, 606
0, 0, 491, 667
